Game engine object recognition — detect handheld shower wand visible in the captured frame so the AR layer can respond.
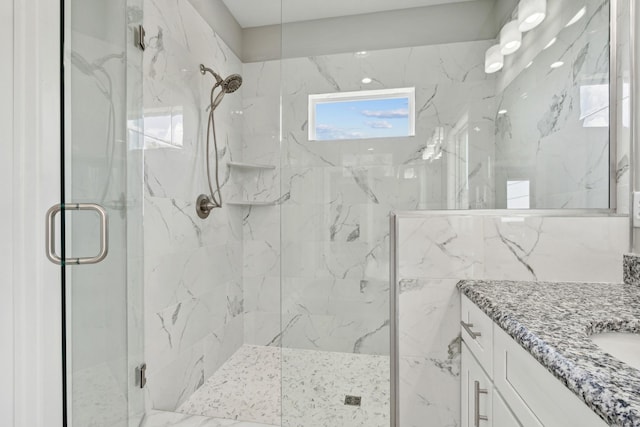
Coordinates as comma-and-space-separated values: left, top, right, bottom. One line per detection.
196, 64, 243, 219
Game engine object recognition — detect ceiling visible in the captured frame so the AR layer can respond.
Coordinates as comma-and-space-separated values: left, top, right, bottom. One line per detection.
222, 0, 477, 28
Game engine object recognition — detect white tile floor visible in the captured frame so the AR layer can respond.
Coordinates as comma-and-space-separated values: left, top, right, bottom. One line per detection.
169, 344, 390, 427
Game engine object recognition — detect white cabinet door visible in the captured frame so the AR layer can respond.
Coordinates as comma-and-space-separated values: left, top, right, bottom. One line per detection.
493, 389, 522, 427
462, 343, 493, 427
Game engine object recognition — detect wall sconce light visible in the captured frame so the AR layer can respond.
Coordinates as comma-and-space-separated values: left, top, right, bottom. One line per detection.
500, 20, 522, 55
518, 0, 546, 32
485, 44, 504, 73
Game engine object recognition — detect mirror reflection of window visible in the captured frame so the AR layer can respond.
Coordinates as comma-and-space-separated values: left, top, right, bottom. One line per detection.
507, 180, 531, 209
580, 84, 609, 128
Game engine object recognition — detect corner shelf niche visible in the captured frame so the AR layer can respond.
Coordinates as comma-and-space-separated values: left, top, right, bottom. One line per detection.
227, 161, 276, 170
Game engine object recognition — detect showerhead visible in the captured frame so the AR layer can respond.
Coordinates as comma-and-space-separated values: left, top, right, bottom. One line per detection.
200, 64, 243, 110
222, 74, 242, 93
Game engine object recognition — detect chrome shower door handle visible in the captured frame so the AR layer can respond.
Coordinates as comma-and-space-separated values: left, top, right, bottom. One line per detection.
46, 203, 109, 265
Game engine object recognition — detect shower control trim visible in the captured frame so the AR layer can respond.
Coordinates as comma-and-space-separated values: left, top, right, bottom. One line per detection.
196, 194, 217, 219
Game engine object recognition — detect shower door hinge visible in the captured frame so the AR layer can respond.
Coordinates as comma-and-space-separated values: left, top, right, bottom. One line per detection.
136, 363, 147, 389
134, 25, 146, 51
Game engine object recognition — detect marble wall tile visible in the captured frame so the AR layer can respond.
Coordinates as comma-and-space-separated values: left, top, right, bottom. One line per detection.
398, 216, 485, 279
399, 278, 460, 359
241, 39, 497, 356
398, 355, 460, 427
239, 61, 283, 347
279, 310, 389, 355
143, 0, 244, 411
145, 343, 206, 411
483, 215, 628, 282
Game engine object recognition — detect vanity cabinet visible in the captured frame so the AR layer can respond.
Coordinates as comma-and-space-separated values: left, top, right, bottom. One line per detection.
462, 341, 521, 427
460, 295, 607, 427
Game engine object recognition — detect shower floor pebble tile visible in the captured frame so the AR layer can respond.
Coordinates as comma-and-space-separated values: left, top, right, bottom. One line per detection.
281, 347, 390, 427
143, 410, 277, 427
175, 344, 390, 427
177, 345, 281, 425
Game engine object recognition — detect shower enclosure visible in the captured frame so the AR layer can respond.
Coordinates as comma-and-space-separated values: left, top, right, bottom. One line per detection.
58, 0, 628, 426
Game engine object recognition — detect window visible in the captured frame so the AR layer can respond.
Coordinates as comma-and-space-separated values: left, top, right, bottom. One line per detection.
308, 87, 415, 141
507, 180, 530, 209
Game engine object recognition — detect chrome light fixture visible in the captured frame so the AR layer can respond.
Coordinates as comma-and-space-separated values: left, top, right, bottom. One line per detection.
518, 0, 546, 32
485, 44, 504, 74
500, 20, 522, 55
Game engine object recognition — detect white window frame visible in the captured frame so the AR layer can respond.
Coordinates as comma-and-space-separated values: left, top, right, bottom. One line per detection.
308, 87, 416, 141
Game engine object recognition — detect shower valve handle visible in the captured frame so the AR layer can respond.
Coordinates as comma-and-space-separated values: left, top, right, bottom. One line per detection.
196, 194, 218, 219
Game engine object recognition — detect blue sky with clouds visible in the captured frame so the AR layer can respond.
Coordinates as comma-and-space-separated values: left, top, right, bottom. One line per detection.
314, 97, 410, 141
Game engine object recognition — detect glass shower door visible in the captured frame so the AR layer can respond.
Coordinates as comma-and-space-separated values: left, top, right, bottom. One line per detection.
61, 0, 144, 425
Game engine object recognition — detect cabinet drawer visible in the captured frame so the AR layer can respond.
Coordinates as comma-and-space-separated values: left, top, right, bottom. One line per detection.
493, 326, 607, 427
461, 295, 494, 377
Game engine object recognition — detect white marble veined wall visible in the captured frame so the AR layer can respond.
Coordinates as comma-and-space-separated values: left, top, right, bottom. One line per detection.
240, 60, 283, 347
494, 0, 615, 209
142, 0, 244, 411
396, 212, 629, 427
239, 40, 497, 354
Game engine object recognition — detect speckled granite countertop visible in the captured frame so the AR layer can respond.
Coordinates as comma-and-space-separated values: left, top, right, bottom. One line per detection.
457, 280, 640, 427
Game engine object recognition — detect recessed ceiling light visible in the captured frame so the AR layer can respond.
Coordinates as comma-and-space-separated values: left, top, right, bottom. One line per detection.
525, 61, 533, 69
550, 61, 564, 69
498, 109, 508, 115
544, 37, 557, 50
361, 77, 372, 84
566, 7, 586, 27
355, 51, 368, 57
